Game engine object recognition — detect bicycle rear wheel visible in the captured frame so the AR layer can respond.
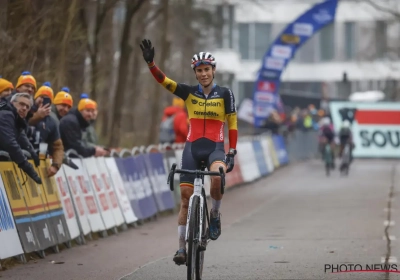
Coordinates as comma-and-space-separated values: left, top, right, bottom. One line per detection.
187, 196, 199, 280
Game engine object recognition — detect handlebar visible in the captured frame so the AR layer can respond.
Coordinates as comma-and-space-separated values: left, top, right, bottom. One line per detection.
167, 163, 226, 195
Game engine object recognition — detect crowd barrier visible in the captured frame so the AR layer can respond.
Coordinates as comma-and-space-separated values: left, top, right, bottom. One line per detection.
0, 134, 289, 266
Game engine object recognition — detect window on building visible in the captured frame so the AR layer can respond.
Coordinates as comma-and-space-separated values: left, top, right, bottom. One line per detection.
319, 23, 335, 61
238, 23, 250, 59
375, 20, 387, 59
238, 81, 255, 103
254, 23, 271, 60
294, 35, 316, 63
228, 5, 235, 49
344, 22, 356, 60
215, 5, 224, 48
238, 22, 271, 60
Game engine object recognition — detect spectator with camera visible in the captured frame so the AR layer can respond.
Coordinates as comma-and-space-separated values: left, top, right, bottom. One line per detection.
28, 82, 64, 177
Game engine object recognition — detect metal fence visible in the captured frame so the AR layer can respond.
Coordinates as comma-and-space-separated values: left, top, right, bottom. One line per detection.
285, 130, 319, 162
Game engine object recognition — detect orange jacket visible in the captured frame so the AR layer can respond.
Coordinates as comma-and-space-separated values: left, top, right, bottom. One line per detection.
162, 106, 188, 143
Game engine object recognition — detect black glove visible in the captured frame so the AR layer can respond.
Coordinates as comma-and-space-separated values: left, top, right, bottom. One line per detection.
63, 157, 79, 170
139, 39, 155, 64
18, 161, 42, 184
225, 153, 235, 173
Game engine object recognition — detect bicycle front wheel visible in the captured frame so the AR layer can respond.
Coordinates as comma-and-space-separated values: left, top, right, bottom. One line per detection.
187, 196, 199, 280
196, 196, 207, 279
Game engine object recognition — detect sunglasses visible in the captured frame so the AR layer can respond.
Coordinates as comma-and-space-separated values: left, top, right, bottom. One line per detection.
193, 59, 213, 67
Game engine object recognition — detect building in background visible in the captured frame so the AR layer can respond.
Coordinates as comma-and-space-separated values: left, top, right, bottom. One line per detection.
208, 0, 400, 107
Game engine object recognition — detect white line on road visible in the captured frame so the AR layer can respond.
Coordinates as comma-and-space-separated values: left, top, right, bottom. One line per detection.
384, 220, 395, 226
382, 235, 396, 241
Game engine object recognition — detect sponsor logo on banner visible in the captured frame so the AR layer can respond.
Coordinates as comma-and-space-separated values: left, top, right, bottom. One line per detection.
255, 91, 274, 102
260, 70, 279, 79
293, 23, 313, 36
264, 57, 285, 71
330, 102, 400, 158
271, 45, 292, 59
257, 81, 276, 93
313, 9, 333, 24
280, 34, 300, 44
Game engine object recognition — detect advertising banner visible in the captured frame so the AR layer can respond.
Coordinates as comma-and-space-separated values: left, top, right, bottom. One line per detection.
330, 101, 400, 158
252, 0, 339, 127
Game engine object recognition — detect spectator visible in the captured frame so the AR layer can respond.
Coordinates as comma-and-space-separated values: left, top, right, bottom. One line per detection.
0, 77, 14, 98
80, 93, 99, 147
50, 87, 73, 126
15, 71, 36, 96
59, 98, 107, 158
28, 82, 53, 126
49, 87, 77, 169
11, 71, 50, 126
160, 97, 188, 144
29, 82, 63, 177
261, 109, 282, 134
0, 93, 42, 184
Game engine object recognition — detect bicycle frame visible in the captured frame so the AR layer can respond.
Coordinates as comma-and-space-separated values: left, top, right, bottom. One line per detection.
167, 163, 225, 243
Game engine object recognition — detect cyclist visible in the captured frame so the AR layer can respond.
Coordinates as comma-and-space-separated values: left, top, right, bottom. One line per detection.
338, 120, 354, 163
319, 117, 335, 167
140, 39, 238, 265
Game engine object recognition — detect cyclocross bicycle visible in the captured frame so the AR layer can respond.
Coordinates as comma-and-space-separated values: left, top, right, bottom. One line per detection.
168, 161, 226, 280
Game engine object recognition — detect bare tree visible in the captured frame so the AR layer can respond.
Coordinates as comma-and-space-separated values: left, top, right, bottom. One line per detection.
108, 0, 145, 147
146, 0, 170, 144
80, 0, 119, 101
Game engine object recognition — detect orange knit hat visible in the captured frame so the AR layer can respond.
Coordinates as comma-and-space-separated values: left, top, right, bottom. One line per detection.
34, 82, 54, 102
16, 71, 37, 90
0, 76, 14, 93
53, 87, 73, 107
78, 98, 96, 111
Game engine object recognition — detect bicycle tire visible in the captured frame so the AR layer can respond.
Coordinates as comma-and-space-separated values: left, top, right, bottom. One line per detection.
187, 196, 199, 280
196, 196, 207, 279
324, 145, 332, 176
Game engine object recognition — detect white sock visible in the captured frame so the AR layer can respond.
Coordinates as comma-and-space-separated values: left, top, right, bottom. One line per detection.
211, 198, 221, 215
178, 225, 186, 249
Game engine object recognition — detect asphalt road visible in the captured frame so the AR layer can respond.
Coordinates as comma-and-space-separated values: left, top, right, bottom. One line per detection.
1, 159, 398, 280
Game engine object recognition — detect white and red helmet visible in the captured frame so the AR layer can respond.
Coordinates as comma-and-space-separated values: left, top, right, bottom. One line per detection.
191, 52, 217, 69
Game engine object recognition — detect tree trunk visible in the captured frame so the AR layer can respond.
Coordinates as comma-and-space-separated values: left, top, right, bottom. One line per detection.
146, 0, 170, 145
108, 0, 145, 147
56, 0, 77, 87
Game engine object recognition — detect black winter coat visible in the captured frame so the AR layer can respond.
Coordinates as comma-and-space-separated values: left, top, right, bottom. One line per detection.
59, 108, 95, 158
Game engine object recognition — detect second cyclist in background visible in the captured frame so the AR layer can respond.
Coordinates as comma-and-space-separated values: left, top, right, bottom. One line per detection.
319, 117, 336, 168
338, 120, 354, 163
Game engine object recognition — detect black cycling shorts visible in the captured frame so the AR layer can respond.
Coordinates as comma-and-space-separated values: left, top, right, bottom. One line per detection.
180, 138, 226, 187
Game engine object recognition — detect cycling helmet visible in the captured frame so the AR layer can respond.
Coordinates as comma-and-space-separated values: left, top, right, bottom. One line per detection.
191, 52, 216, 69
342, 120, 350, 128
321, 117, 331, 126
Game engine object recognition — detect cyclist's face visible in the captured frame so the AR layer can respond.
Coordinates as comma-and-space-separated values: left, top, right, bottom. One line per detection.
195, 64, 214, 87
